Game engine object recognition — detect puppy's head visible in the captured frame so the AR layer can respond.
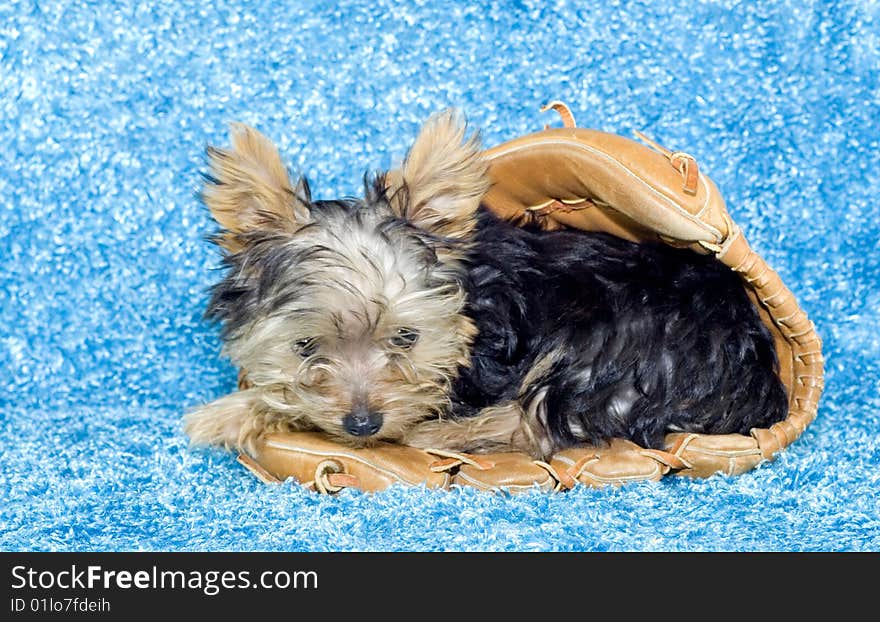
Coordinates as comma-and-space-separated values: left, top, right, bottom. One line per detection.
201, 111, 489, 446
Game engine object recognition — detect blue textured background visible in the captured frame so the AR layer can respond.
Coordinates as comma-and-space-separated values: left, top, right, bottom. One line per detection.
1, 0, 878, 551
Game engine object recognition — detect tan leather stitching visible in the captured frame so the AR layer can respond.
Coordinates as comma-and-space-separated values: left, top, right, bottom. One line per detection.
428, 457, 464, 472
526, 197, 599, 217
670, 152, 699, 196
540, 100, 577, 128
425, 448, 495, 471
639, 448, 693, 470
237, 453, 282, 484
314, 459, 357, 494
326, 472, 360, 489
565, 455, 600, 483
532, 460, 565, 492
634, 131, 701, 197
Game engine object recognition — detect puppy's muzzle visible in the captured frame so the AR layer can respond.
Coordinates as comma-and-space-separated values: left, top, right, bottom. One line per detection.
343, 405, 383, 437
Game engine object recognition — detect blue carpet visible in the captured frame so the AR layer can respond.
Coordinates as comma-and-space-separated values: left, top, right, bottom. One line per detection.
1, 0, 878, 552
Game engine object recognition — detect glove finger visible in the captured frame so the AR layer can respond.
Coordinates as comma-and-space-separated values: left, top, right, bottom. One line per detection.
664, 432, 766, 478
550, 439, 674, 489
436, 452, 560, 493
243, 432, 451, 493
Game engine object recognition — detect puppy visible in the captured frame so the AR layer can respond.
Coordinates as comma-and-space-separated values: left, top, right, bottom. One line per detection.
184, 111, 788, 460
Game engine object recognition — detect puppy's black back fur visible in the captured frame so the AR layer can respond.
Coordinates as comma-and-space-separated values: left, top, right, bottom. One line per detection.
450, 207, 788, 450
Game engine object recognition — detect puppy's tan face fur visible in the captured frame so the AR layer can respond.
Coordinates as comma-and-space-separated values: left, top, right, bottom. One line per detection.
223, 206, 476, 445
189, 111, 489, 449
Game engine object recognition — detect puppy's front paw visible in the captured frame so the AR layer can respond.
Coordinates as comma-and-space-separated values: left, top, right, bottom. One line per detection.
183, 390, 261, 452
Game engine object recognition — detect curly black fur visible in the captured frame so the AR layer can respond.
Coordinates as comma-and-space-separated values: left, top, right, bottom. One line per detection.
450, 207, 789, 450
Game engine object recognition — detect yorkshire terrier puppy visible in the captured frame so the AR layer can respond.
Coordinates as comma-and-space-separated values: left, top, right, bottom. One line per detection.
184, 111, 788, 460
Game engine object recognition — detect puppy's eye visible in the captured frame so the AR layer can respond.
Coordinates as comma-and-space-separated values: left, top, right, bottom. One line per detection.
389, 328, 419, 349
294, 337, 319, 358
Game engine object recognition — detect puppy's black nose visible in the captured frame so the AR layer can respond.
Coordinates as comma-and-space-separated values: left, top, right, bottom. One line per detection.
343, 406, 383, 437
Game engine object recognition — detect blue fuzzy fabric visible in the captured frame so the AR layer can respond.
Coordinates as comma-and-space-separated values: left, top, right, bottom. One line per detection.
1, 0, 878, 552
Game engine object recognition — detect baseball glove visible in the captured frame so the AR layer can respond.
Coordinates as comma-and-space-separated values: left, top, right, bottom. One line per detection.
235, 102, 824, 493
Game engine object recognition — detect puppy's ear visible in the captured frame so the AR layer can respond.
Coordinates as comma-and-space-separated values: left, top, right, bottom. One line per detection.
386, 110, 490, 241
203, 123, 310, 251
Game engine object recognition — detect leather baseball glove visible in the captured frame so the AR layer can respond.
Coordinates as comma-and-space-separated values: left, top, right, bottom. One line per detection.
235, 103, 824, 493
